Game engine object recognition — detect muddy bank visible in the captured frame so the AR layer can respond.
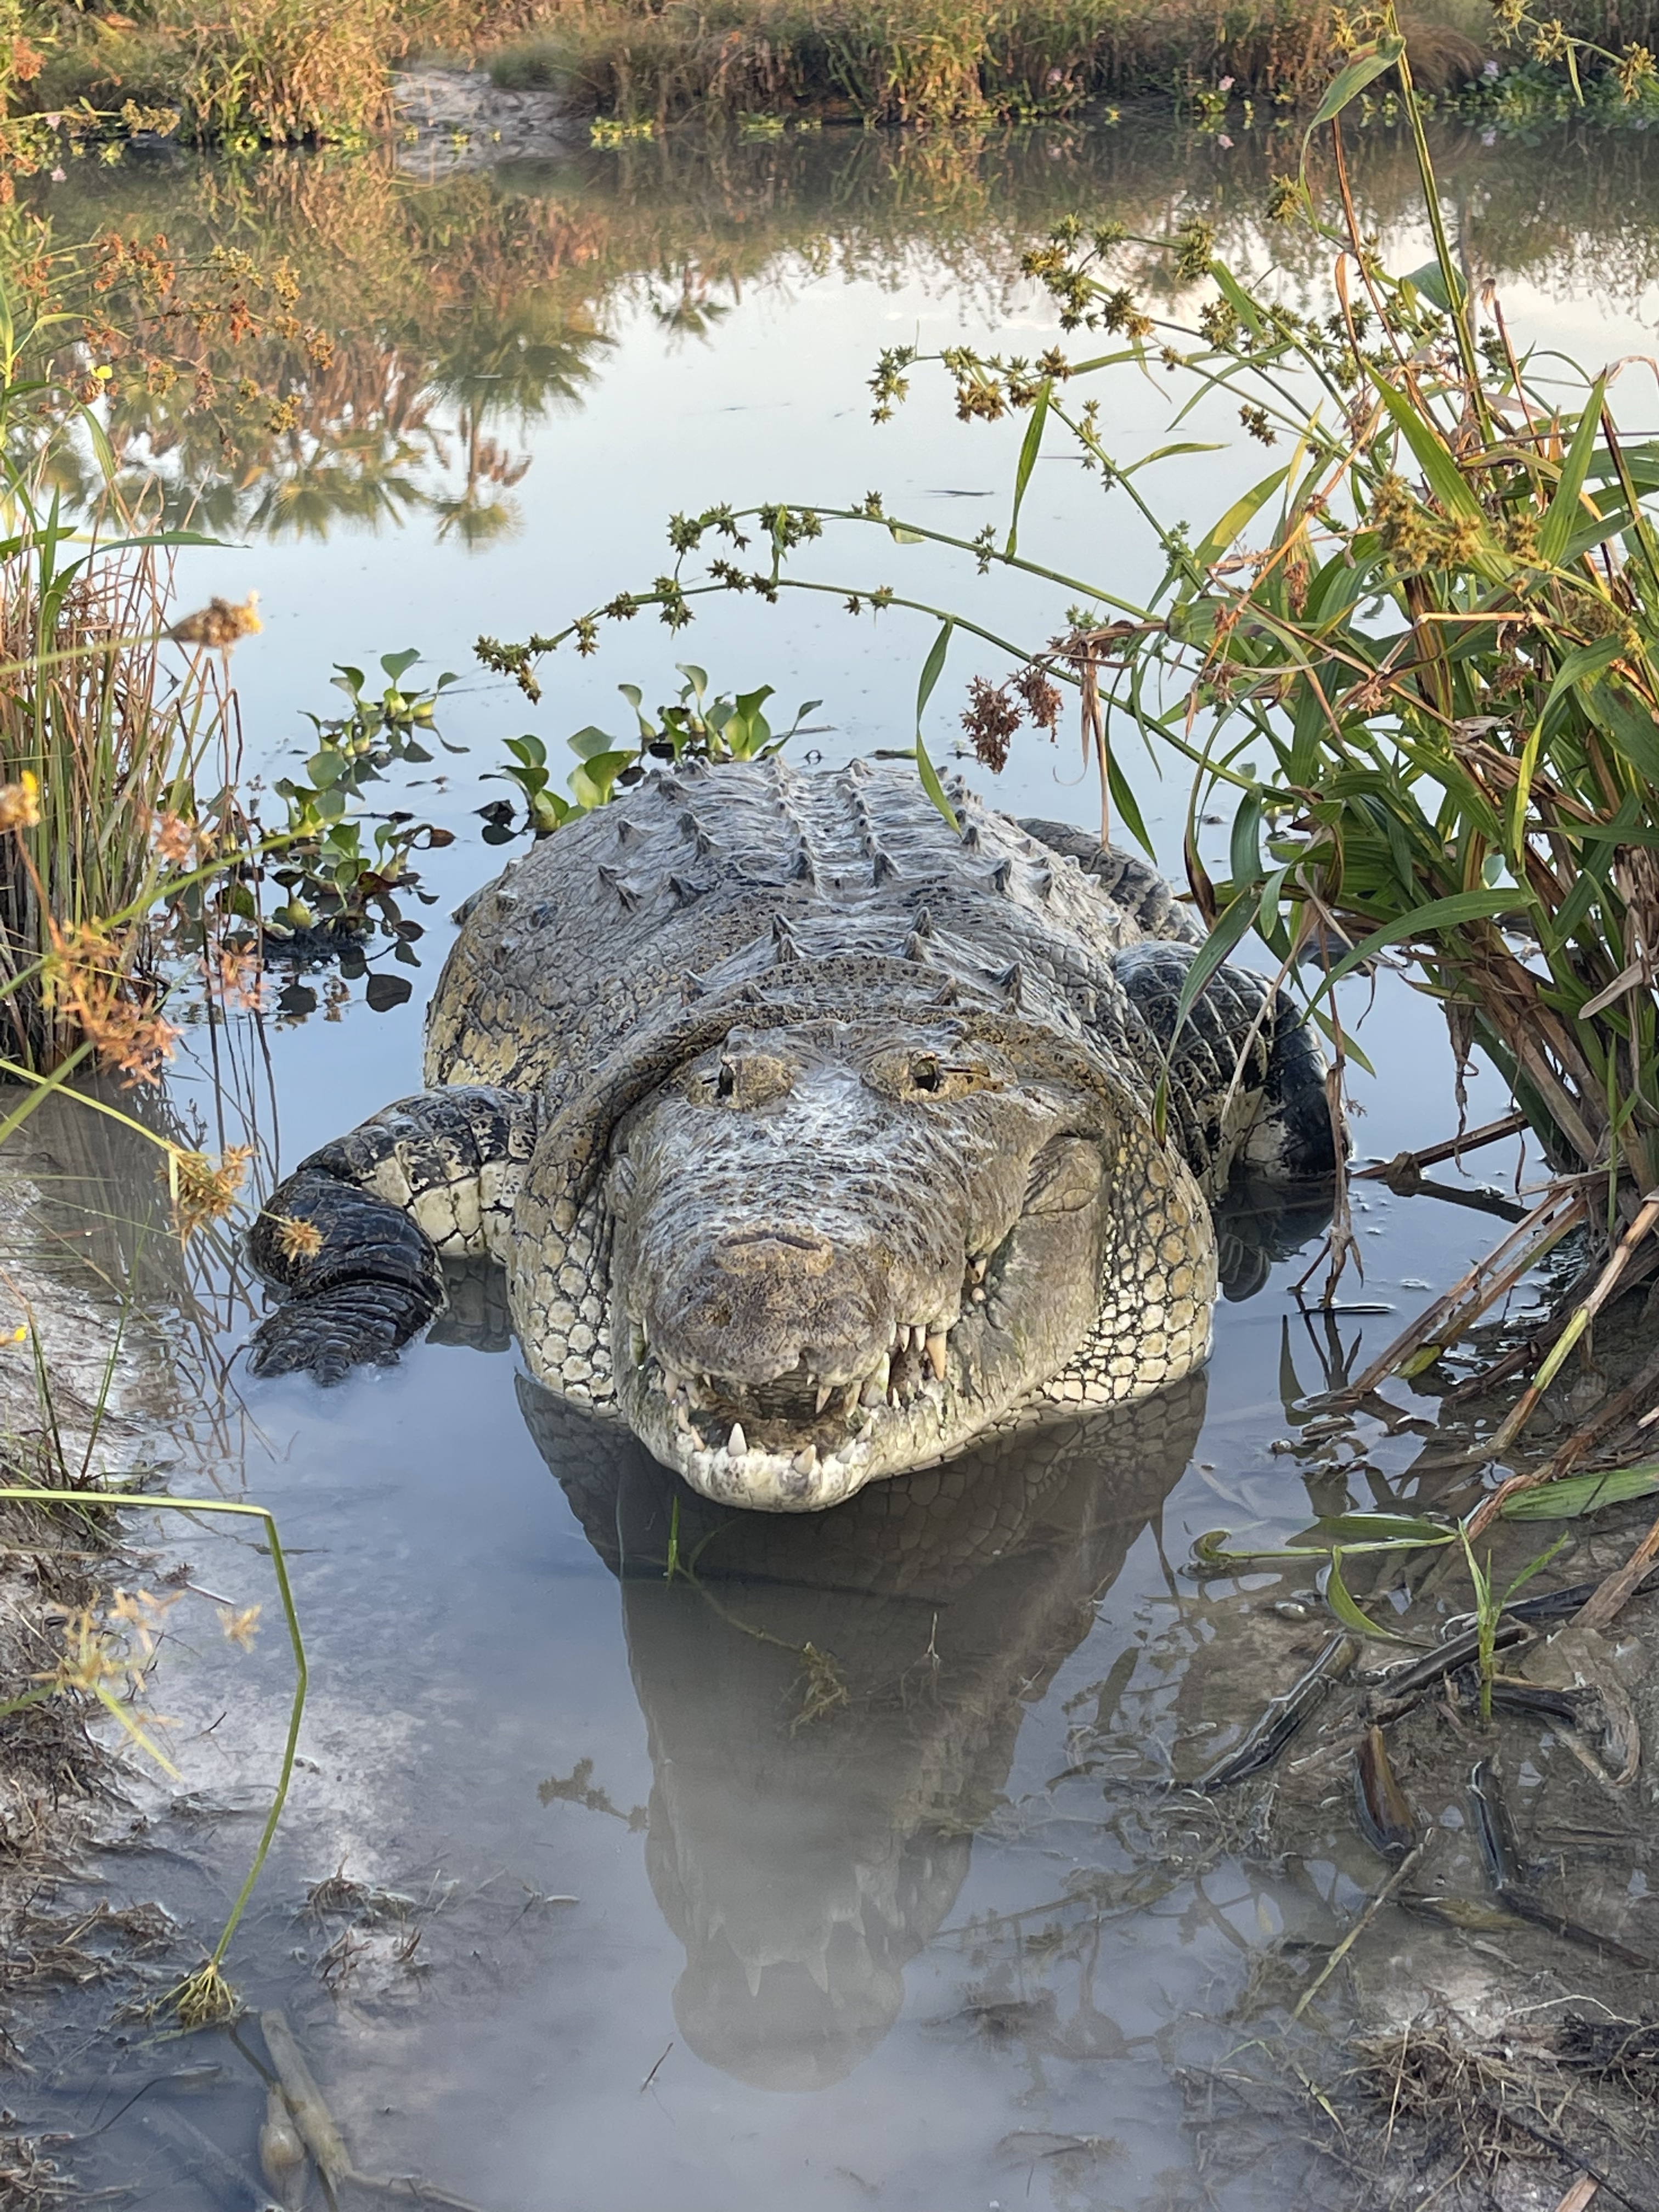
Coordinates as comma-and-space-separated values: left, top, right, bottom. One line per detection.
1154, 1288, 1659, 2209
0, 1092, 197, 2183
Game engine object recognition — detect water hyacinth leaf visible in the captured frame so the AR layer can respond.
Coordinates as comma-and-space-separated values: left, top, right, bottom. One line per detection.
1324, 1549, 1419, 1643
380, 648, 421, 682
364, 972, 414, 1013
569, 750, 636, 811
1499, 1462, 1659, 1521
568, 724, 620, 763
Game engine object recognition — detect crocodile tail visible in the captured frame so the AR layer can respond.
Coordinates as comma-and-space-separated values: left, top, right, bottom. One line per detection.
1246, 989, 1341, 1178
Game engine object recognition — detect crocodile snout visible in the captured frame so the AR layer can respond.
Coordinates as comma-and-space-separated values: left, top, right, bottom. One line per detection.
652, 1227, 889, 1387
710, 1228, 837, 1277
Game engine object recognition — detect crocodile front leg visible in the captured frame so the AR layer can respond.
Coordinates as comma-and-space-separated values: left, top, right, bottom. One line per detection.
247, 1086, 538, 1384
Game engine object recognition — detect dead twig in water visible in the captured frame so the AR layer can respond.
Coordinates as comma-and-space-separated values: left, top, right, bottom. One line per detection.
1290, 1843, 1426, 2022
1482, 1189, 1659, 1460
1334, 1187, 1587, 1407
1355, 1110, 1530, 1186
259, 2011, 495, 2212
1572, 1506, 1659, 1637
640, 2041, 673, 2094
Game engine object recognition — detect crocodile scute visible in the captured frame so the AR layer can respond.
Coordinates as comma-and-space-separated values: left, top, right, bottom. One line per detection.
246, 756, 1335, 1511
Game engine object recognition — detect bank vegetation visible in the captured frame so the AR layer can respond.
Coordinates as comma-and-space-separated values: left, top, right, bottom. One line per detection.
0, 0, 1652, 144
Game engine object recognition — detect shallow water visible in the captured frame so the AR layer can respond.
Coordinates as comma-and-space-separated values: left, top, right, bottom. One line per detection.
14, 108, 1659, 2210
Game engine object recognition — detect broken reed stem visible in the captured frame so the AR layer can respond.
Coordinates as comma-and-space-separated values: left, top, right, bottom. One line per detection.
261, 2010, 494, 2212
1572, 1506, 1659, 1635
0, 1486, 306, 1992
1335, 1186, 1587, 1406
261, 2010, 349, 2190
1480, 1188, 1659, 1463
1354, 1108, 1530, 1183
1289, 1840, 1426, 2021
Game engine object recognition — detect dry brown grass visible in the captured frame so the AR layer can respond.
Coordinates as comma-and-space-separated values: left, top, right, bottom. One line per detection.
490, 0, 1343, 122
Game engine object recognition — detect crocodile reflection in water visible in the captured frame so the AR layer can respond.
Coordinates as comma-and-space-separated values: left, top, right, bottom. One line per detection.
429, 1178, 1329, 2091
517, 1369, 1208, 2091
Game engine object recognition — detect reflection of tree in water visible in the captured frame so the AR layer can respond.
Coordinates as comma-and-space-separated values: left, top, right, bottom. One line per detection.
648, 260, 735, 345
23, 116, 1659, 545
29, 159, 613, 545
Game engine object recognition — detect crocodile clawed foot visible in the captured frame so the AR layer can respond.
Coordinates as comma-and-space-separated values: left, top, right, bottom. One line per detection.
247, 1279, 443, 1385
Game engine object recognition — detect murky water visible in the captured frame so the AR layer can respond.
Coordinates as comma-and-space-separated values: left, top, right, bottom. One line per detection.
14, 109, 1659, 2210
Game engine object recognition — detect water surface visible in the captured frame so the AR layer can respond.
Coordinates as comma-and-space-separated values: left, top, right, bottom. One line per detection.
16, 108, 1657, 2210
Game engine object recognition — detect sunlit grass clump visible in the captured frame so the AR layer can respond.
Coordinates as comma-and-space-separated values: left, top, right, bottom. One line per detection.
490, 0, 1346, 125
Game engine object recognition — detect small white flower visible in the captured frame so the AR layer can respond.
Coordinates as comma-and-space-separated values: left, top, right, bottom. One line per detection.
1483, 58, 1500, 77
1218, 133, 1233, 147
50, 167, 65, 182
1480, 126, 1497, 144
1218, 74, 1234, 90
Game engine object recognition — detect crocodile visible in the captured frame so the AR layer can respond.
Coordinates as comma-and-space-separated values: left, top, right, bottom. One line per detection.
247, 757, 1335, 1510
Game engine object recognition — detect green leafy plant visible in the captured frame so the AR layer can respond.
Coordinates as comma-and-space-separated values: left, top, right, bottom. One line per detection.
479, 664, 821, 842
264, 648, 458, 943
1458, 1526, 1565, 1723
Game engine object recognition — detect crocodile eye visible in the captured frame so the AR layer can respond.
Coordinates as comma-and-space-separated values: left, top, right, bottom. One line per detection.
864, 1047, 1001, 1102
687, 1050, 797, 1109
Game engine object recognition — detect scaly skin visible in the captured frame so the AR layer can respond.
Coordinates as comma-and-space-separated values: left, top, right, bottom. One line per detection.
249, 758, 1333, 1509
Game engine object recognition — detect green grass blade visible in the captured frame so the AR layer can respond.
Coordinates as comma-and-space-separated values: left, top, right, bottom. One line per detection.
1499, 1462, 1659, 1520
1538, 377, 1606, 568
1004, 380, 1049, 560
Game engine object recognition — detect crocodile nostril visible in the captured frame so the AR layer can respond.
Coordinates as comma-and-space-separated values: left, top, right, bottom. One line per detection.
711, 1229, 837, 1276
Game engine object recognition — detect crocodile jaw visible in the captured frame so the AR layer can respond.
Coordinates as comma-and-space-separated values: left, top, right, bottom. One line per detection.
623, 1305, 991, 1510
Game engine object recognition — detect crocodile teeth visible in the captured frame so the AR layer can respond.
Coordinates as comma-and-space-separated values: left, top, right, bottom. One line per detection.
860, 1375, 886, 1409
926, 1329, 949, 1381
727, 1421, 748, 1460
967, 1255, 988, 1284
662, 1368, 683, 1399
815, 1384, 833, 1415
910, 1324, 926, 1352
793, 1445, 819, 1476
839, 1381, 861, 1419
675, 1402, 693, 1432
972, 1285, 986, 1303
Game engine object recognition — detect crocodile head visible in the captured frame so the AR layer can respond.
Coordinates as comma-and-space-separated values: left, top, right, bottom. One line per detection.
596, 1013, 1139, 1509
